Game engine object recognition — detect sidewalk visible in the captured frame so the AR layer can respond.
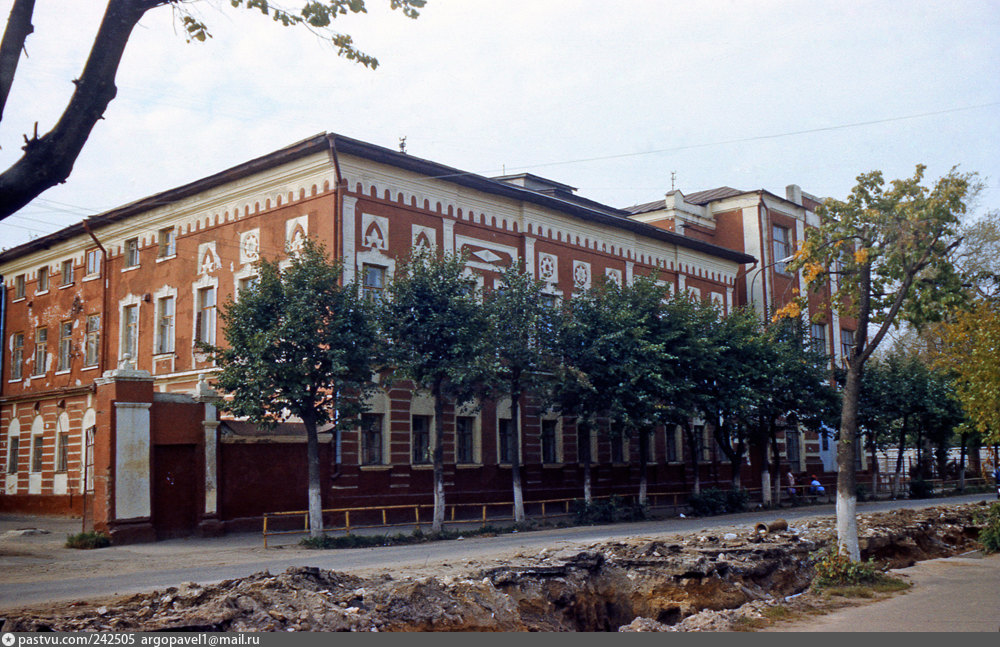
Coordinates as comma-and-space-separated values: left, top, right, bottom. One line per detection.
765, 551, 1000, 632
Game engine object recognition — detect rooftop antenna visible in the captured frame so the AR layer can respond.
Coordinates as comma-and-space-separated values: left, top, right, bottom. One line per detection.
671, 171, 677, 191
398, 136, 407, 154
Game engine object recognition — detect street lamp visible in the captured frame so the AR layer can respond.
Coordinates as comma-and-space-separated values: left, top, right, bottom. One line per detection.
748, 254, 795, 319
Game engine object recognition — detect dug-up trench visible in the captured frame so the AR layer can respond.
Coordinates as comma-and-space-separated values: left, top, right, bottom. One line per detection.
2, 502, 991, 632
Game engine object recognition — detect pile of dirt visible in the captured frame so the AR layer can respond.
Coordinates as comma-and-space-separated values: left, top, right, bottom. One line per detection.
2, 501, 988, 632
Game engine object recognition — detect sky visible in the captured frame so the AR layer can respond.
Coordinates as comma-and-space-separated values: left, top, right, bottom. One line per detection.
2, 0, 999, 251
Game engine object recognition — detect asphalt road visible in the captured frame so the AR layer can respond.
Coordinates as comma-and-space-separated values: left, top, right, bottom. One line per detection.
0, 493, 994, 613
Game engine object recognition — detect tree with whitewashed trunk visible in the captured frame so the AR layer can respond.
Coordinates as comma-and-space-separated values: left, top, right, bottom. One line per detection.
207, 238, 382, 538
483, 261, 558, 523
381, 249, 494, 533
786, 165, 976, 560
548, 275, 675, 506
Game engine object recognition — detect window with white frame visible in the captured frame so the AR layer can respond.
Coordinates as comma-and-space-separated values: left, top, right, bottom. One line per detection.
60, 260, 74, 286
33, 327, 47, 375
58, 321, 73, 371
10, 332, 24, 380
195, 287, 216, 345
456, 416, 476, 464
124, 238, 140, 268
30, 433, 43, 473
56, 432, 70, 472
811, 323, 827, 355
85, 249, 101, 276
156, 296, 175, 354
238, 275, 259, 294
158, 227, 176, 258
361, 413, 383, 465
84, 315, 100, 367
541, 419, 558, 464
840, 328, 854, 366
411, 415, 431, 464
610, 432, 625, 463
37, 266, 49, 292
785, 428, 800, 467
14, 274, 25, 299
121, 304, 139, 359
6, 435, 19, 473
498, 418, 513, 464
772, 225, 791, 274
362, 264, 386, 301
666, 426, 679, 462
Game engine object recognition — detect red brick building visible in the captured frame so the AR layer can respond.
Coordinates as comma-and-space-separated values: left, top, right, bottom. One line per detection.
0, 133, 845, 540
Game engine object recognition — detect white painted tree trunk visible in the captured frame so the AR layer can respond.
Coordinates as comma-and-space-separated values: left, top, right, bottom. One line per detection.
836, 490, 860, 561
761, 469, 772, 507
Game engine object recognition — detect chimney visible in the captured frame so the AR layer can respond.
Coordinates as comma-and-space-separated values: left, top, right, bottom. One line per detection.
786, 184, 802, 206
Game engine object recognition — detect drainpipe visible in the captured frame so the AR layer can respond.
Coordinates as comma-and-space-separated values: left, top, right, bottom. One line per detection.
756, 192, 770, 319
325, 134, 344, 482
1, 281, 6, 391
82, 221, 110, 375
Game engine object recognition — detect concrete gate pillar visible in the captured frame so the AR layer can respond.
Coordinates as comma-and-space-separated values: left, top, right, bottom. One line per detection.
192, 374, 223, 536
93, 356, 156, 544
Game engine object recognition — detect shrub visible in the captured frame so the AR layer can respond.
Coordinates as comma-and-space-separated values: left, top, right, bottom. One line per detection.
572, 495, 646, 525
976, 502, 1000, 554
687, 488, 748, 516
811, 549, 883, 587
65, 531, 110, 549
909, 478, 935, 499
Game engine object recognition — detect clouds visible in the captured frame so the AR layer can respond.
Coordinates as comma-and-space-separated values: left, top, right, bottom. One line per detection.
2, 0, 998, 249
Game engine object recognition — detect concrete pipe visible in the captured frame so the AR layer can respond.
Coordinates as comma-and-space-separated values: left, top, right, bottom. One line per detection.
754, 518, 788, 534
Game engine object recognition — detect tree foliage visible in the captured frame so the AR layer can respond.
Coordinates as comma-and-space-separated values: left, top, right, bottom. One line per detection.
0, 0, 426, 221
787, 164, 976, 560
936, 300, 1000, 444
381, 249, 494, 532
208, 237, 382, 537
482, 260, 558, 521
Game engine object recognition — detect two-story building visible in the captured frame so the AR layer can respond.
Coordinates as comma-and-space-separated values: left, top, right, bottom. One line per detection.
0, 132, 844, 540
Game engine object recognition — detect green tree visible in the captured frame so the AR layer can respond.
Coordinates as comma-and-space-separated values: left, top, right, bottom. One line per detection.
0, 0, 426, 220
548, 275, 680, 505
744, 317, 839, 506
788, 165, 976, 560
937, 300, 1000, 446
483, 261, 557, 522
382, 249, 493, 533
208, 238, 382, 538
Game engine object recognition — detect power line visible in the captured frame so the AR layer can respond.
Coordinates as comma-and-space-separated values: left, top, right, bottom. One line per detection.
431, 101, 1000, 180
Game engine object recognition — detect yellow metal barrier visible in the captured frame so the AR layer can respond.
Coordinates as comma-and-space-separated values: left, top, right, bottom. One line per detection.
261, 490, 700, 547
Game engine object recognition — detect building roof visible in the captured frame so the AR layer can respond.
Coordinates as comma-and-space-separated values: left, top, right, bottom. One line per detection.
0, 133, 755, 266
623, 187, 747, 215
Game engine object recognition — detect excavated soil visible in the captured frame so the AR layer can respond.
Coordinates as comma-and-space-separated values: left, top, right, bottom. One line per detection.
2, 502, 990, 632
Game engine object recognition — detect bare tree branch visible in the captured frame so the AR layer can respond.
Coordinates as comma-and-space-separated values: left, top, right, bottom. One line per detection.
0, 0, 169, 220
0, 0, 35, 123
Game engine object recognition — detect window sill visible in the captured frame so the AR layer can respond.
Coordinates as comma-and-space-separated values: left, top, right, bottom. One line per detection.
121, 266, 140, 273
360, 465, 392, 471
542, 463, 564, 469
82, 274, 101, 283
55, 369, 71, 376
35, 290, 49, 296
81, 365, 98, 372
58, 283, 74, 290
411, 463, 433, 470
456, 463, 482, 469
153, 351, 176, 358
7, 379, 22, 384
156, 254, 176, 264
